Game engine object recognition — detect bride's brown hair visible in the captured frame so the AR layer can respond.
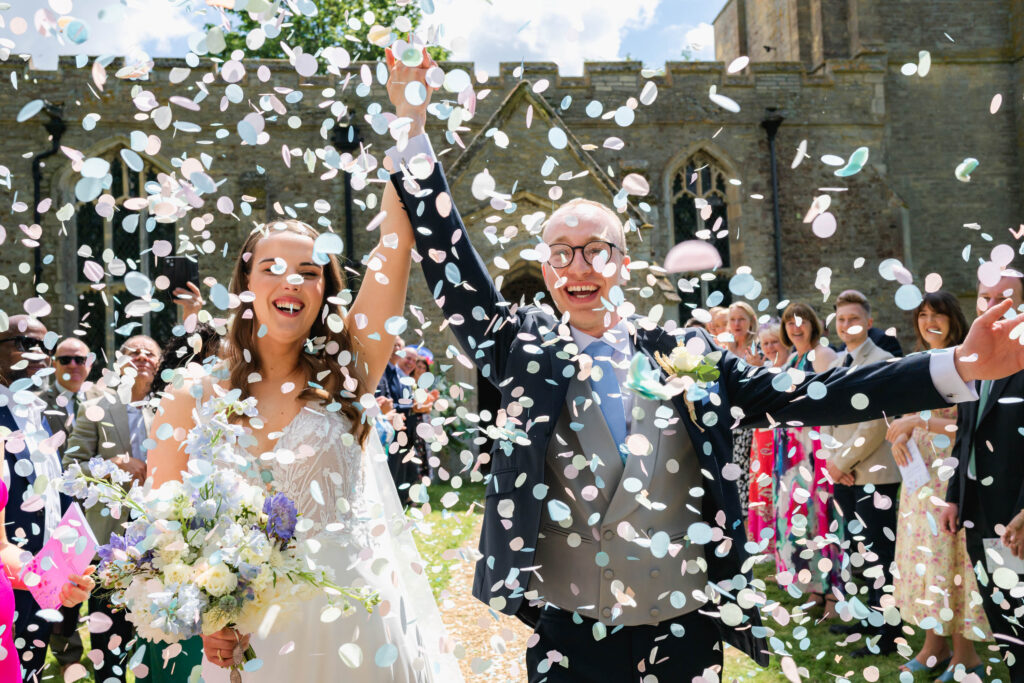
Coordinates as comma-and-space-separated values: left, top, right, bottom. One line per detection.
225, 219, 369, 443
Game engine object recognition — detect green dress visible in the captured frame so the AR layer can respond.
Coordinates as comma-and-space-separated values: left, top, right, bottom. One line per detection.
134, 637, 203, 682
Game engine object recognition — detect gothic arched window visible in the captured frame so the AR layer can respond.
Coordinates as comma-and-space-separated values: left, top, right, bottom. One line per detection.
671, 153, 732, 312
75, 151, 178, 363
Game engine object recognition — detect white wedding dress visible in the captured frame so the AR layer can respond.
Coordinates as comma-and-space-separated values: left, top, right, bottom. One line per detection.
201, 403, 462, 682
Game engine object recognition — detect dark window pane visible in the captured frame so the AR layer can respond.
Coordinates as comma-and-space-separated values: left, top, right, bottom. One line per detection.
708, 195, 730, 268
110, 157, 123, 198
76, 289, 106, 370
673, 200, 698, 244
76, 205, 104, 283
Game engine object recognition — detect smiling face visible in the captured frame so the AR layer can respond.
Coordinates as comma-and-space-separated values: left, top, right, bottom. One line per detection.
118, 335, 161, 396
784, 315, 813, 353
541, 202, 628, 337
54, 338, 92, 392
758, 330, 786, 366
917, 304, 950, 350
247, 231, 326, 348
835, 302, 871, 348
0, 315, 48, 385
977, 275, 1024, 317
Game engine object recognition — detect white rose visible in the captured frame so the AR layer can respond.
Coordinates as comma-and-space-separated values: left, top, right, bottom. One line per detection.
163, 562, 194, 585
668, 346, 702, 373
195, 563, 238, 597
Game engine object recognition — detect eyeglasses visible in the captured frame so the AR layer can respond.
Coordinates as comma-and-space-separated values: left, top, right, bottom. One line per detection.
0, 336, 45, 352
56, 355, 89, 366
546, 240, 620, 269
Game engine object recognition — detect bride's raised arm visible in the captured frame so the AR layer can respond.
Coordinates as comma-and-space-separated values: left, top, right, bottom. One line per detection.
345, 50, 435, 390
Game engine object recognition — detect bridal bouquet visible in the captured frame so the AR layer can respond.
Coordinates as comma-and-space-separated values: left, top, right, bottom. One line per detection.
57, 393, 379, 675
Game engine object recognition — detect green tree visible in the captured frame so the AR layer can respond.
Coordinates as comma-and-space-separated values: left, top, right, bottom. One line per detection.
212, 0, 449, 61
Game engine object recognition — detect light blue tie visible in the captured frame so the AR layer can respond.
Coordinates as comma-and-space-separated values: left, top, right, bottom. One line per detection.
586, 340, 628, 463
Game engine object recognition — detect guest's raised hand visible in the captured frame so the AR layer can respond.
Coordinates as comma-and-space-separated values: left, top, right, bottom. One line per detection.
954, 298, 1024, 382
59, 566, 95, 607
203, 627, 250, 669
173, 281, 203, 320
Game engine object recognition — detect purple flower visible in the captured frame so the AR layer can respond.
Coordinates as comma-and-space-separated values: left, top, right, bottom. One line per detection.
263, 492, 297, 542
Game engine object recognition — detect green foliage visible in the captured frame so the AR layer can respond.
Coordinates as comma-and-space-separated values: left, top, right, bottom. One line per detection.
211, 0, 449, 62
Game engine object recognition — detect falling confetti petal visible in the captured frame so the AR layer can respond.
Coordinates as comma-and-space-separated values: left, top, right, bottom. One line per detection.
708, 84, 740, 113
833, 146, 869, 177
664, 241, 723, 273
955, 157, 979, 182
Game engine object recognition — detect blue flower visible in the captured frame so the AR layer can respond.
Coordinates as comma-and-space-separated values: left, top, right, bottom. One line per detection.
263, 492, 298, 542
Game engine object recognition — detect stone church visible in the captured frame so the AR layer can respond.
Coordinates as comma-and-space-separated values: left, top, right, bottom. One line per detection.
0, 0, 1020, 415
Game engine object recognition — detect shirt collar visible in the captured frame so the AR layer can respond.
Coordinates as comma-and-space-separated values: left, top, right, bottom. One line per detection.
570, 320, 633, 358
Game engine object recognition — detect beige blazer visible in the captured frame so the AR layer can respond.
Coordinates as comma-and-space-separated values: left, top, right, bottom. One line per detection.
64, 391, 154, 544
820, 337, 901, 485
530, 373, 709, 626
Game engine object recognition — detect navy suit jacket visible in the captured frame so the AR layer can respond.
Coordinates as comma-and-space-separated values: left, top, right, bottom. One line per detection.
392, 164, 948, 665
945, 370, 1024, 530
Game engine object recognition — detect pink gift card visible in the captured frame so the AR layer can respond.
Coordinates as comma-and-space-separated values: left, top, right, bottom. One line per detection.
23, 503, 98, 610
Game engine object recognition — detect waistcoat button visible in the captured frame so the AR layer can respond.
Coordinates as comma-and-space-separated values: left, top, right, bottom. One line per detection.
649, 608, 660, 618
602, 607, 612, 618
649, 568, 660, 578
603, 569, 614, 580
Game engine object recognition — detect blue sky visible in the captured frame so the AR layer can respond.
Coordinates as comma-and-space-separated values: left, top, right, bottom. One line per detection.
4, 0, 726, 72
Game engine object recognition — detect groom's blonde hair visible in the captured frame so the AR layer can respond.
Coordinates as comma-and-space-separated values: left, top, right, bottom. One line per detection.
542, 198, 628, 253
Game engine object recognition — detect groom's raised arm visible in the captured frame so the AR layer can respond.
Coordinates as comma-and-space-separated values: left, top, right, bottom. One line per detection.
384, 54, 523, 385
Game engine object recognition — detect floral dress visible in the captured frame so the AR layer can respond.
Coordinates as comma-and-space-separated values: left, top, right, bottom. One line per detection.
772, 352, 843, 594
893, 406, 991, 639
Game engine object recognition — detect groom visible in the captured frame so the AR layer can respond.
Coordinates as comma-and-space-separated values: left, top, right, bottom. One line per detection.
384, 56, 1024, 680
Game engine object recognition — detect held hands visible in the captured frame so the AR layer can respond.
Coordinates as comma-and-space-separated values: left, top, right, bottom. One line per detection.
384, 47, 437, 138
885, 415, 919, 444
203, 627, 251, 669
825, 460, 854, 487
114, 455, 147, 485
59, 566, 95, 608
890, 433, 911, 467
1001, 509, 1024, 560
953, 298, 1024, 382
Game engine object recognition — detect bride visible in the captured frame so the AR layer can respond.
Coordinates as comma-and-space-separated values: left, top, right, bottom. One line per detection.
146, 72, 459, 679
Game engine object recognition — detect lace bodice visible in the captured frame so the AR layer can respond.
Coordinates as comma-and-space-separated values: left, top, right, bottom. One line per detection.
240, 405, 370, 542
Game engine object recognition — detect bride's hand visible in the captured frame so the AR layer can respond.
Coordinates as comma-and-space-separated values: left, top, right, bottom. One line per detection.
385, 47, 436, 137
202, 627, 250, 669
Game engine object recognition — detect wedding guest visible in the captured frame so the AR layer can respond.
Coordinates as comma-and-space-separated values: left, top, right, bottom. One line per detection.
707, 306, 728, 340
376, 338, 417, 505
888, 291, 988, 679
748, 322, 790, 545
0, 316, 77, 679
37, 337, 93, 676
151, 323, 221, 396
775, 302, 840, 617
820, 290, 902, 656
0, 475, 95, 683
726, 302, 760, 519
408, 348, 439, 482
65, 335, 162, 682
384, 56, 1023, 680
940, 273, 1024, 681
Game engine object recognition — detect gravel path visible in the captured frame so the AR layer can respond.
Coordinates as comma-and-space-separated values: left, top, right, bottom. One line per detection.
439, 517, 533, 682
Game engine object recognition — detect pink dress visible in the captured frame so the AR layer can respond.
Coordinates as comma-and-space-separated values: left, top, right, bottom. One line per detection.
0, 480, 21, 682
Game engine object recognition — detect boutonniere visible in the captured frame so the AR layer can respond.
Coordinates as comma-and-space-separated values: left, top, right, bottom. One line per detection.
658, 346, 722, 430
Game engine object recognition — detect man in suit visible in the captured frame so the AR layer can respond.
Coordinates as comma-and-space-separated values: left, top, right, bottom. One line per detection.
35, 337, 94, 674
376, 337, 419, 504
384, 56, 1024, 680
64, 334, 161, 682
0, 315, 73, 679
941, 273, 1024, 680
820, 290, 902, 654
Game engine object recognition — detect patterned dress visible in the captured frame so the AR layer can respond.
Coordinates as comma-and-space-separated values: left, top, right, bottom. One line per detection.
893, 406, 991, 640
772, 352, 843, 594
748, 429, 778, 546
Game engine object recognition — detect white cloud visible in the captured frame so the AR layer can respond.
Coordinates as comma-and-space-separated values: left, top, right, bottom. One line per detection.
1, 0, 203, 69
683, 22, 714, 58
425, 0, 663, 76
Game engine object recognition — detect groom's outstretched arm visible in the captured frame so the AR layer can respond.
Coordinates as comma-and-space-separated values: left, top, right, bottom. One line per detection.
384, 54, 523, 385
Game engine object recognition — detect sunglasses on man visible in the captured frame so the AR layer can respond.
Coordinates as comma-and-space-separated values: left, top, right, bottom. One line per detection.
0, 335, 46, 352
55, 355, 89, 366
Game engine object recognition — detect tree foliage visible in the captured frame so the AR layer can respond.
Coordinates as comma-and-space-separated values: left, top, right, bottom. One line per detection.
212, 0, 449, 62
